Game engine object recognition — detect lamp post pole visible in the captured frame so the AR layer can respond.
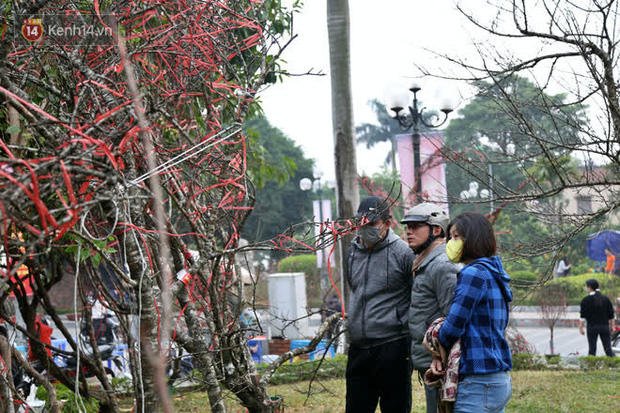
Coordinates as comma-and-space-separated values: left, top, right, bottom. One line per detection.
410, 87, 423, 204
388, 81, 454, 203
300, 172, 335, 292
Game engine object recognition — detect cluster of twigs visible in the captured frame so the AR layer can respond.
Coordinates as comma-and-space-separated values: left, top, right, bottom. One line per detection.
0, 1, 346, 412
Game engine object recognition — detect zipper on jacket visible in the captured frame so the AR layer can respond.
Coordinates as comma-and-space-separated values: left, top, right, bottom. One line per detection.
362, 252, 371, 340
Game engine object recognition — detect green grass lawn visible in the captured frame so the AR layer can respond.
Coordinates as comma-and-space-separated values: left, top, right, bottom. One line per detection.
165, 370, 619, 412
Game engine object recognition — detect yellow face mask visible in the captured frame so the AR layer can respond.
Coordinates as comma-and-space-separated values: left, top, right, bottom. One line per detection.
446, 239, 464, 263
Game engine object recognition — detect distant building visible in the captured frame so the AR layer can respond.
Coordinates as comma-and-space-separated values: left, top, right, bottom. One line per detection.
558, 166, 619, 226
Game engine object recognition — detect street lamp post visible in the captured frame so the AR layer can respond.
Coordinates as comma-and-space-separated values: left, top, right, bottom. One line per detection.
388, 80, 454, 202
300, 170, 335, 292
458, 148, 495, 214
459, 173, 494, 214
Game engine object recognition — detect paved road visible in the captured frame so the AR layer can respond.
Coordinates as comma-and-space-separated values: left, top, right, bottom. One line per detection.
517, 326, 591, 356
45, 317, 612, 358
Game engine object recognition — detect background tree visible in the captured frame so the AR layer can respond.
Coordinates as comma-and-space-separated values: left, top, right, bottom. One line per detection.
537, 283, 569, 355
418, 1, 620, 277
327, 0, 359, 304
242, 117, 314, 245
356, 99, 401, 174
444, 75, 588, 214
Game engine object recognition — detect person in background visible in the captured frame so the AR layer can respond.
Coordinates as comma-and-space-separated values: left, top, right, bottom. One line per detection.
555, 256, 572, 278
430, 212, 512, 413
605, 249, 616, 275
345, 196, 415, 413
322, 294, 341, 347
401, 203, 459, 413
579, 279, 615, 357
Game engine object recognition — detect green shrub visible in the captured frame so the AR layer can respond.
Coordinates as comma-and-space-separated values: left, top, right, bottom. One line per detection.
36, 383, 101, 412
510, 270, 539, 284
268, 354, 618, 380
278, 254, 319, 276
548, 273, 617, 305
571, 258, 598, 275
512, 354, 547, 370
264, 355, 347, 385
577, 355, 620, 370
513, 273, 617, 306
512, 353, 619, 371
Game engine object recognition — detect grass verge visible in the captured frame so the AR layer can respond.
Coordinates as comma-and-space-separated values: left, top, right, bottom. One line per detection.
158, 369, 619, 412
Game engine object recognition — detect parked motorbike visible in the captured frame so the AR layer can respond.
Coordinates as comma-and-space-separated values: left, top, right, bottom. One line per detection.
62, 313, 124, 378
26, 315, 124, 383
612, 324, 620, 356
166, 341, 194, 386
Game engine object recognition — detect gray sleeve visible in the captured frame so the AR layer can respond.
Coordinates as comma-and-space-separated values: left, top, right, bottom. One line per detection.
345, 247, 353, 288
403, 247, 415, 281
434, 261, 459, 316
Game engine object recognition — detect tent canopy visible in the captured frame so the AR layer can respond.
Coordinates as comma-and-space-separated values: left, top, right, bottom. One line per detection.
586, 230, 620, 262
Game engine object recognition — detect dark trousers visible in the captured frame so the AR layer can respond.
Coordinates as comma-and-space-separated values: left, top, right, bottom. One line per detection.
416, 369, 439, 413
346, 337, 412, 413
587, 325, 614, 357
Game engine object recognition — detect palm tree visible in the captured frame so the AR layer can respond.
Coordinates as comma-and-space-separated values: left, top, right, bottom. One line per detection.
356, 99, 401, 174
327, 0, 358, 304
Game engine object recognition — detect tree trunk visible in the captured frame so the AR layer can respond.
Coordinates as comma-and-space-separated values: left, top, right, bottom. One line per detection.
0, 335, 14, 413
549, 326, 554, 354
327, 0, 359, 323
120, 164, 162, 413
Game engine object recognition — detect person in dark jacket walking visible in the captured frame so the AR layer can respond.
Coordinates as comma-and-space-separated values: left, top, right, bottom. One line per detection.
345, 196, 415, 413
431, 212, 512, 413
402, 203, 459, 413
579, 279, 616, 357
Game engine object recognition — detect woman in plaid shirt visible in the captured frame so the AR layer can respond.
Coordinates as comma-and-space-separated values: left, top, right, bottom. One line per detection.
430, 212, 512, 413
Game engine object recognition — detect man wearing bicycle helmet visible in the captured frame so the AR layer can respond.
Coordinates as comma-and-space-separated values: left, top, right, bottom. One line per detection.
402, 203, 459, 413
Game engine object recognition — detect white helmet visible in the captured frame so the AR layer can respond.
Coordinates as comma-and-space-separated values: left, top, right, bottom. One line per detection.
401, 203, 449, 236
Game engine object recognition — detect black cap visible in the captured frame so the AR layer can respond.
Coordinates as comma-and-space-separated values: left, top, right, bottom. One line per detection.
354, 196, 390, 222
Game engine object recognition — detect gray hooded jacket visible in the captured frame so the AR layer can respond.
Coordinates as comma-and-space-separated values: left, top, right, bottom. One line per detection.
408, 244, 459, 370
346, 229, 415, 346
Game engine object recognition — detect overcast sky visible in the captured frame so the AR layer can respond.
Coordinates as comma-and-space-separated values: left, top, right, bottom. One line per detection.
260, 1, 478, 182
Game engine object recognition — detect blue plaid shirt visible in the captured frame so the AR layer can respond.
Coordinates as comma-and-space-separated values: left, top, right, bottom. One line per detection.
438, 256, 513, 375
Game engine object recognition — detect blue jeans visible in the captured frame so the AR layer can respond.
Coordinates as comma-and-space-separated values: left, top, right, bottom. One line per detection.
454, 371, 512, 413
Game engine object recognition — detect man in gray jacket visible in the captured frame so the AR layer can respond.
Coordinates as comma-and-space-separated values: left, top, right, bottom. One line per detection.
402, 203, 459, 413
345, 196, 415, 413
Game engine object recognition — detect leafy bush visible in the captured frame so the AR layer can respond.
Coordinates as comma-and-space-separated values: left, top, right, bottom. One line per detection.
512, 354, 543, 370
266, 354, 617, 382
510, 270, 539, 284
512, 353, 619, 371
571, 258, 599, 275
510, 270, 541, 305
506, 326, 536, 355
278, 254, 319, 276
112, 376, 133, 394
512, 272, 617, 305
264, 355, 347, 385
36, 383, 100, 412
577, 355, 620, 370
547, 273, 617, 305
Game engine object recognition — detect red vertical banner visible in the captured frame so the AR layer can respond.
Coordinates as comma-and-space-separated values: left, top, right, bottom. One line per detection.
396, 131, 449, 212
